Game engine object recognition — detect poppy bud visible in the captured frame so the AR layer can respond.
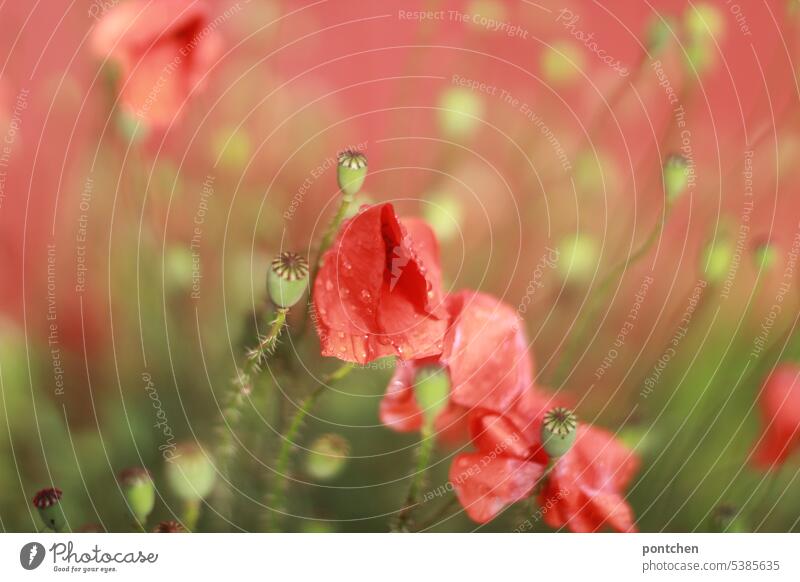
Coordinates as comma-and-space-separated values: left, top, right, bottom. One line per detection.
540, 42, 584, 85
541, 407, 578, 458
337, 150, 368, 196
32, 488, 66, 532
701, 235, 733, 284
165, 443, 216, 501
663, 154, 689, 204
556, 233, 598, 283
438, 88, 484, 139
413, 366, 450, 424
708, 503, 748, 532
683, 3, 724, 74
423, 192, 463, 242
267, 251, 309, 308
118, 467, 155, 525
305, 433, 350, 481
754, 241, 777, 271
153, 520, 186, 533
646, 15, 675, 53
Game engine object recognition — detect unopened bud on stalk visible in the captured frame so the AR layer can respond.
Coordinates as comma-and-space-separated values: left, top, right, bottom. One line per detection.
165, 443, 216, 502
557, 233, 598, 283
438, 88, 484, 139
305, 433, 350, 481
646, 15, 675, 54
754, 241, 777, 271
118, 467, 155, 525
267, 252, 309, 308
701, 235, 733, 284
32, 487, 67, 532
414, 366, 450, 424
683, 3, 724, 75
541, 407, 578, 458
663, 154, 689, 204
337, 150, 368, 196
153, 520, 186, 533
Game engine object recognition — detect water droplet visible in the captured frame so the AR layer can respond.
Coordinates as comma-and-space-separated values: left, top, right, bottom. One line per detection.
325, 280, 333, 291
396, 345, 405, 356
341, 288, 350, 296
337, 331, 345, 339
343, 261, 353, 271
360, 289, 371, 302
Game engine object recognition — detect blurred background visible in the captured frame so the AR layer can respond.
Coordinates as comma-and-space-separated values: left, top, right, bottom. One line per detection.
2, 0, 800, 532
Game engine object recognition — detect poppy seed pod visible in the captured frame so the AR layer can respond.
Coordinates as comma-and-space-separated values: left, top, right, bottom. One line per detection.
32, 488, 66, 532
541, 407, 578, 458
663, 154, 689, 204
305, 433, 350, 481
437, 88, 484, 139
754, 241, 777, 271
267, 252, 309, 309
118, 467, 155, 524
337, 150, 368, 196
165, 443, 216, 502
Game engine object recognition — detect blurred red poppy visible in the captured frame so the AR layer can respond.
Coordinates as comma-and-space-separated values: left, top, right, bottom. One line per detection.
313, 203, 448, 364
91, 0, 221, 127
753, 363, 800, 470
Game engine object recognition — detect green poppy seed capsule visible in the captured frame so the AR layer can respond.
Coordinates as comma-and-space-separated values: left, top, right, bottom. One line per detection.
438, 88, 485, 138
118, 467, 155, 524
305, 433, 350, 481
32, 488, 67, 532
754, 241, 777, 271
557, 233, 598, 283
541, 407, 578, 458
413, 365, 450, 425
701, 236, 733, 284
267, 252, 309, 308
664, 154, 689, 204
165, 443, 216, 502
337, 150, 368, 196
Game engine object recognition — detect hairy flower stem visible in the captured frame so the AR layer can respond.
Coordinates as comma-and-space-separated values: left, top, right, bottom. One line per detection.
393, 423, 435, 532
264, 362, 354, 532
211, 307, 289, 528
182, 499, 201, 532
551, 208, 671, 388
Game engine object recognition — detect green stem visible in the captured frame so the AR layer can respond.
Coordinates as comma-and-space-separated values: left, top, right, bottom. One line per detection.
264, 362, 354, 531
317, 192, 354, 267
211, 307, 289, 528
393, 422, 435, 532
551, 207, 671, 388
182, 499, 201, 532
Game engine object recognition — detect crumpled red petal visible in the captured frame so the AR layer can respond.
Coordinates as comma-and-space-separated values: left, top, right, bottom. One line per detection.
450, 452, 544, 524
441, 291, 533, 411
541, 425, 639, 532
314, 204, 447, 364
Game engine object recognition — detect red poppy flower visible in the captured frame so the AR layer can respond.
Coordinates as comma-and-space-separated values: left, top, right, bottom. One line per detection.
753, 363, 800, 470
449, 411, 547, 523
91, 0, 221, 127
540, 425, 639, 532
379, 290, 534, 439
313, 203, 448, 364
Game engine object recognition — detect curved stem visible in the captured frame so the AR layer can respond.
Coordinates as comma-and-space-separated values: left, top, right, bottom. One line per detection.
264, 362, 354, 531
393, 423, 435, 532
182, 499, 201, 532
